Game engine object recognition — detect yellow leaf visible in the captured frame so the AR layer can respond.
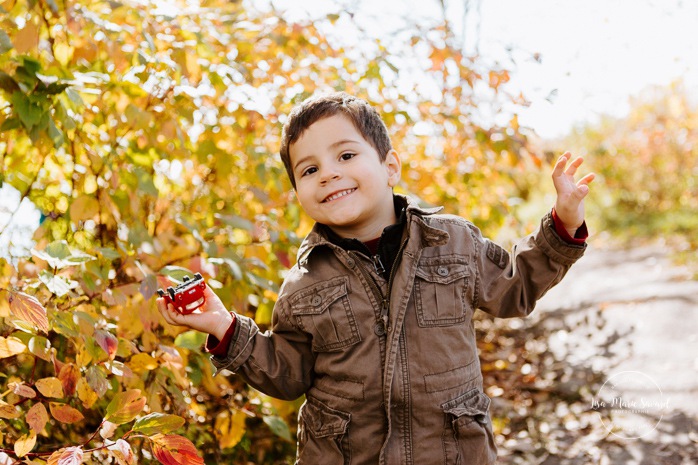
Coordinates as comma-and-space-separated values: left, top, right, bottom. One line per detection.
54, 42, 74, 66
35, 377, 65, 398
0, 336, 26, 358
77, 378, 99, 409
127, 353, 158, 374
0, 401, 20, 419
214, 409, 246, 449
14, 431, 37, 458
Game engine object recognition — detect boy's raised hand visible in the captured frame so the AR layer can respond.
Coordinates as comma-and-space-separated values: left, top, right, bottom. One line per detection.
552, 152, 595, 235
156, 286, 234, 341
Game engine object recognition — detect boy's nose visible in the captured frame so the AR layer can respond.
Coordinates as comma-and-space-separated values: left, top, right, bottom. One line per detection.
319, 166, 341, 183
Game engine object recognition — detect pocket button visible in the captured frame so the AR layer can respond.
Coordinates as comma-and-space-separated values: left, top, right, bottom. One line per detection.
311, 295, 322, 306
437, 266, 449, 276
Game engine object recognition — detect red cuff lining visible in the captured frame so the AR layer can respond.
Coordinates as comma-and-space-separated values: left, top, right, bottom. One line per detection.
205, 314, 236, 356
551, 208, 588, 245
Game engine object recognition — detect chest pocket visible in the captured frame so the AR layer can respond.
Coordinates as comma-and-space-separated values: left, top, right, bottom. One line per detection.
414, 255, 471, 327
290, 276, 361, 352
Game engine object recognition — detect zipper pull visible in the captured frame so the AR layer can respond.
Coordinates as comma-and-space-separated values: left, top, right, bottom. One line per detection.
372, 254, 385, 275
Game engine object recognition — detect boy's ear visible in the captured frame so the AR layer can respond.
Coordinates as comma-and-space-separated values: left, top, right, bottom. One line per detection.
385, 149, 402, 187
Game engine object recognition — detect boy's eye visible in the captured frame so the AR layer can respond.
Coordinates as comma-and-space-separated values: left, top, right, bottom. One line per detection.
340, 152, 356, 161
301, 167, 317, 177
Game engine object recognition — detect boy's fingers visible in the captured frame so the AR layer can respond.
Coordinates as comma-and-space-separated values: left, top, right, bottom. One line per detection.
577, 172, 596, 186
552, 153, 570, 176
564, 156, 584, 177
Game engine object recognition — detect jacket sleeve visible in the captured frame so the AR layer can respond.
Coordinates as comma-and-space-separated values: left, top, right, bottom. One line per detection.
472, 211, 586, 318
210, 298, 315, 400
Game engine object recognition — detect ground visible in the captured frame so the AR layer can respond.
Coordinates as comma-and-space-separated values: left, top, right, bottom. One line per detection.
487, 240, 698, 464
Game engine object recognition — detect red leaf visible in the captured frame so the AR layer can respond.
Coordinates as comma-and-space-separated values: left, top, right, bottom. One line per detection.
151, 434, 204, 465
94, 330, 118, 360
8, 291, 49, 333
58, 363, 80, 397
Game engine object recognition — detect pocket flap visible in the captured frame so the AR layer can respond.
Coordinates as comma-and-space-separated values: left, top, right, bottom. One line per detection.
442, 389, 491, 418
416, 261, 470, 284
291, 277, 349, 316
301, 400, 350, 438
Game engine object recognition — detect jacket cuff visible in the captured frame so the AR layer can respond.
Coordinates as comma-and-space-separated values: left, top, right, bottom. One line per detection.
551, 208, 588, 245
210, 313, 259, 375
536, 211, 587, 266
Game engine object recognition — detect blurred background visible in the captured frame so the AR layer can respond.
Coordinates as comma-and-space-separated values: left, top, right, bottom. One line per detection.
1, 0, 696, 463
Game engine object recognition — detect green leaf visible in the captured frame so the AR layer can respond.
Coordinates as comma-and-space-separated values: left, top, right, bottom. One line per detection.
10, 91, 43, 130
263, 415, 293, 442
0, 30, 12, 54
0, 117, 21, 131
51, 311, 79, 338
159, 266, 197, 283
174, 331, 206, 350
0, 71, 19, 93
105, 389, 146, 425
133, 413, 185, 436
32, 241, 95, 269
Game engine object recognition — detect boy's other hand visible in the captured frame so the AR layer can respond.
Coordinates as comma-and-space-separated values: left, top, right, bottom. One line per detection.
156, 285, 234, 341
552, 152, 595, 235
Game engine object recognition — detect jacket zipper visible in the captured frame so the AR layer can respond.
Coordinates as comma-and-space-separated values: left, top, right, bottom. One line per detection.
352, 237, 408, 337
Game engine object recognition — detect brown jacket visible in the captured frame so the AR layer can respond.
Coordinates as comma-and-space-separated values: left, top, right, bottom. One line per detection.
212, 195, 586, 464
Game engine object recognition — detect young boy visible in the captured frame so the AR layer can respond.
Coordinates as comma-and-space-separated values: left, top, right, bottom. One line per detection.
157, 92, 594, 464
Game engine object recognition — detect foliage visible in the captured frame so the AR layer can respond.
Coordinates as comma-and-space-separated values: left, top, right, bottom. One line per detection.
560, 81, 698, 249
0, 0, 538, 463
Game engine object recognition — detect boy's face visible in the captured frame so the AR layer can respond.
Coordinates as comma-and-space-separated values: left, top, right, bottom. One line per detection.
289, 114, 401, 241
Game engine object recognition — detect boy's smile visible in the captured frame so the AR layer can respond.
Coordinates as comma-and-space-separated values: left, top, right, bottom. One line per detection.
289, 114, 401, 241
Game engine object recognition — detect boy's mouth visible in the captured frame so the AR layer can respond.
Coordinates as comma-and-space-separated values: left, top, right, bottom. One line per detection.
322, 188, 356, 203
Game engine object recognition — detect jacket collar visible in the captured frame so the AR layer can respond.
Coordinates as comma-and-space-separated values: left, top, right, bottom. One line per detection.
296, 194, 447, 264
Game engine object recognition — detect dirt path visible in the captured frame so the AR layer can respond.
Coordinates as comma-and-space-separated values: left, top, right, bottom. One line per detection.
531, 242, 698, 464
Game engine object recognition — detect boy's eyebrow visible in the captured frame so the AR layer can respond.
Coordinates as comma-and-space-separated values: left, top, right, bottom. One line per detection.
292, 139, 361, 172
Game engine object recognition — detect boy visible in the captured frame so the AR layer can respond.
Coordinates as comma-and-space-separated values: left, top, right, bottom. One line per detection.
157, 92, 594, 464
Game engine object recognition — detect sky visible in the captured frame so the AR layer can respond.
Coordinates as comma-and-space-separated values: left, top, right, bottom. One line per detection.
260, 0, 698, 138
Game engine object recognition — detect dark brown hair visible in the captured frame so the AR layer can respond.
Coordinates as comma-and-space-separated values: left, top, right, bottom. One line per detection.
279, 92, 393, 189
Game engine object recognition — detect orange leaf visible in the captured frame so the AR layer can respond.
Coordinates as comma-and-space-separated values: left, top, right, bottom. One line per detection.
49, 402, 85, 424
105, 389, 146, 425
26, 402, 49, 432
13, 21, 39, 54
8, 291, 49, 333
47, 446, 84, 465
151, 434, 204, 465
69, 195, 100, 222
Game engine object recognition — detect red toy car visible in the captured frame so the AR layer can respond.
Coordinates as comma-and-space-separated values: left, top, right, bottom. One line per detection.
157, 273, 207, 314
